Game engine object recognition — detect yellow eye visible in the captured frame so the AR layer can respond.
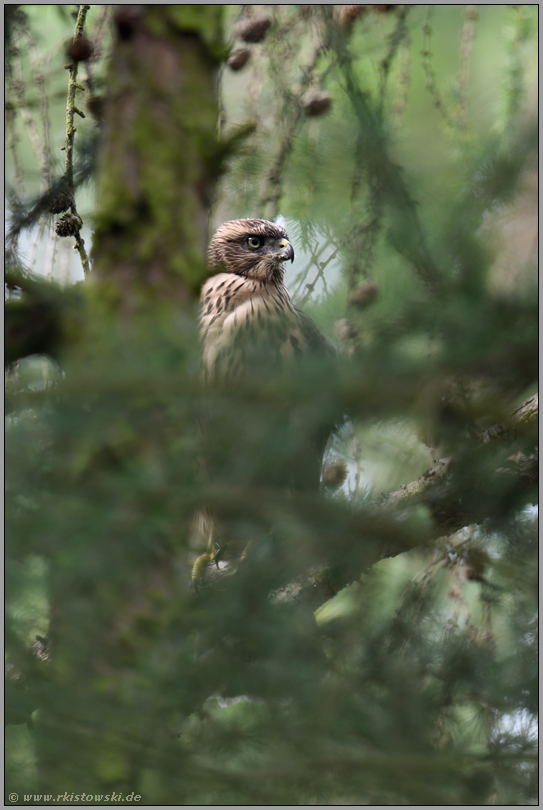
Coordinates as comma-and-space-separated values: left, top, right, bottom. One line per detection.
247, 236, 261, 249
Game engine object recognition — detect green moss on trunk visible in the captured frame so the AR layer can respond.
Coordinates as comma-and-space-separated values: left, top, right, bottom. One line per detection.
92, 5, 225, 311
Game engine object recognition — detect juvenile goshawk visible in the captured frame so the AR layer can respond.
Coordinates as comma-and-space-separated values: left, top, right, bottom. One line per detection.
201, 218, 334, 380
199, 218, 335, 494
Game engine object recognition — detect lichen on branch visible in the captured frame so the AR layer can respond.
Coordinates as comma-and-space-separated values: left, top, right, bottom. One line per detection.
61, 3, 91, 277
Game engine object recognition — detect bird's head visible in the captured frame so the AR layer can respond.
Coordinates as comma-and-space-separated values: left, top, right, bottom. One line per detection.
207, 218, 295, 283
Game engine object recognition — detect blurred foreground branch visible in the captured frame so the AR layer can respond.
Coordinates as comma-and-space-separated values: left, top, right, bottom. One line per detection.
386, 393, 538, 534
194, 393, 537, 611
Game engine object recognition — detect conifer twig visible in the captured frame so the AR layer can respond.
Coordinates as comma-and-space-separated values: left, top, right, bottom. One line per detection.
12, 31, 50, 190
457, 5, 478, 135
421, 6, 453, 125
378, 4, 411, 114
6, 85, 24, 203
63, 4, 91, 278
22, 19, 52, 186
257, 38, 325, 220
392, 37, 410, 127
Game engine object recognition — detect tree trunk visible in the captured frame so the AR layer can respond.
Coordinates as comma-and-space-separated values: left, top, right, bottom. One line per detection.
36, 6, 225, 796
92, 5, 224, 311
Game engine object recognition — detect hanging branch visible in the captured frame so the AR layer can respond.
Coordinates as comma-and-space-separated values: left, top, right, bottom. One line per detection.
87, 3, 111, 65
421, 6, 453, 126
5, 86, 24, 203
256, 37, 326, 220
6, 25, 53, 274
79, 4, 112, 117
337, 9, 433, 298
5, 80, 24, 273
378, 4, 411, 115
337, 40, 442, 295
495, 5, 534, 151
12, 31, 51, 190
422, 4, 478, 153
22, 18, 53, 184
392, 36, 410, 128
60, 3, 91, 278
23, 17, 56, 292
28, 218, 47, 275
457, 5, 478, 137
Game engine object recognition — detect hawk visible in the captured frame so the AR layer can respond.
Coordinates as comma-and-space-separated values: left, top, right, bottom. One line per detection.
193, 218, 337, 587
202, 218, 334, 380
200, 218, 336, 492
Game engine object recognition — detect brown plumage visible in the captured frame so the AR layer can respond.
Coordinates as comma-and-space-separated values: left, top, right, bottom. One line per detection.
201, 218, 334, 385
200, 218, 336, 493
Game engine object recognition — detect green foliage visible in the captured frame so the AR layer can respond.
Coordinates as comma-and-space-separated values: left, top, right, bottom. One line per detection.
5, 5, 538, 806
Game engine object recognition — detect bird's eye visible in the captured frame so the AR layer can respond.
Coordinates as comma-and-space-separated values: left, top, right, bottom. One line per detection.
247, 236, 261, 249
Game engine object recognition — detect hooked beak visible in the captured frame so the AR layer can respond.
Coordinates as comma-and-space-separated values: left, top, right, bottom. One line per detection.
277, 237, 295, 263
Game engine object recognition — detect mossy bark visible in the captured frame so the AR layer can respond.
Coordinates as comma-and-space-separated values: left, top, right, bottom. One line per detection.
92, 5, 225, 313
34, 7, 227, 796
